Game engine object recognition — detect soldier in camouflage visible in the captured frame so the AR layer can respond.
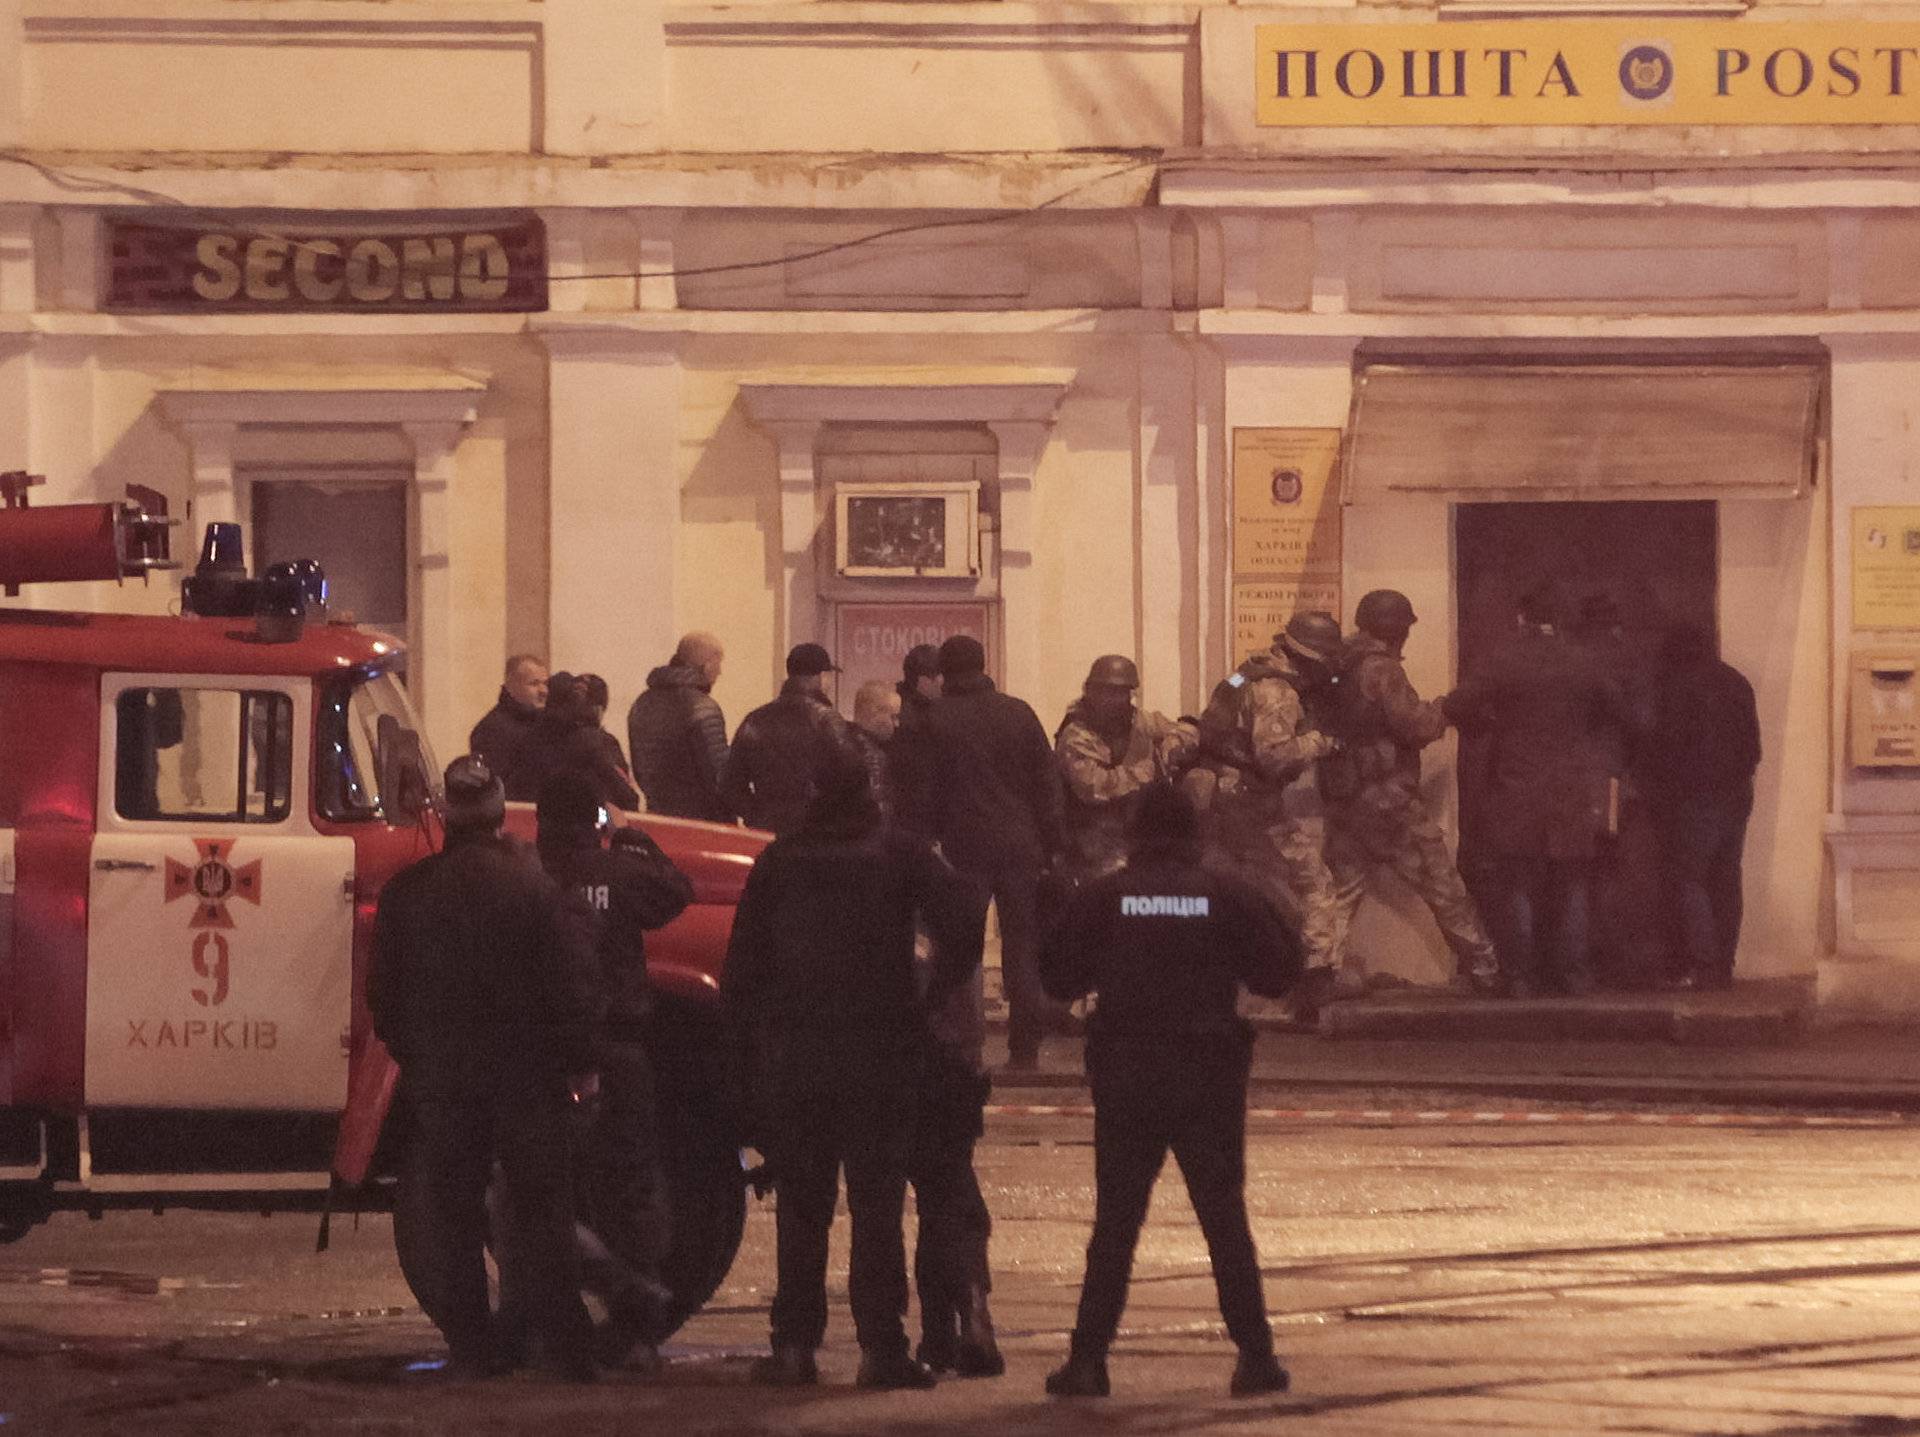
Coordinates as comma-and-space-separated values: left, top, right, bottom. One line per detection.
1191, 613, 1346, 987
1320, 591, 1501, 994
1054, 656, 1199, 885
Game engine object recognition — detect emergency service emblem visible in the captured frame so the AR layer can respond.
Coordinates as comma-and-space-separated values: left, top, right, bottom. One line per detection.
164, 838, 263, 931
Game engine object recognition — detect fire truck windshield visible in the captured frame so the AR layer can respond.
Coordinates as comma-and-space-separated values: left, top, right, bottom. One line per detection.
317, 668, 439, 822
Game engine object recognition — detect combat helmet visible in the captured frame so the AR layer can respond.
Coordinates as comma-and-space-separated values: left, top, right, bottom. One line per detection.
1083, 654, 1141, 690
1274, 610, 1344, 667
1354, 590, 1416, 642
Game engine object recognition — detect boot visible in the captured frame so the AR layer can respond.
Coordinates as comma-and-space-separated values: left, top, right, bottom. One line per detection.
915, 1307, 958, 1374
1229, 1349, 1289, 1397
750, 1345, 819, 1387
952, 1285, 1005, 1377
856, 1350, 938, 1390
1045, 1353, 1110, 1398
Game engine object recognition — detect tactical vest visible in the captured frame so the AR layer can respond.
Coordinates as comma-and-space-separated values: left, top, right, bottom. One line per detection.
1319, 646, 1406, 804
1196, 657, 1309, 776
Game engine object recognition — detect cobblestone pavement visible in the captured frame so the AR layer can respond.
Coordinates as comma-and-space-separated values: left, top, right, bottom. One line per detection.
5, 1104, 1920, 1434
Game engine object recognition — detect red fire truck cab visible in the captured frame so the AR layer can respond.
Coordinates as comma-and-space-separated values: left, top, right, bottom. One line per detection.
0, 491, 765, 1336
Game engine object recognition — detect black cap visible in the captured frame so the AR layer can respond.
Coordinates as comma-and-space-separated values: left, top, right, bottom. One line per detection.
938, 634, 986, 677
786, 642, 839, 677
903, 643, 942, 682
442, 755, 505, 835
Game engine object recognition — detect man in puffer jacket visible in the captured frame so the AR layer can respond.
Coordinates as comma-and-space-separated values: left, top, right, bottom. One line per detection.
627, 633, 731, 821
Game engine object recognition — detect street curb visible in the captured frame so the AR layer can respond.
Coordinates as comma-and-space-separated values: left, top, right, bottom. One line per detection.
986, 1067, 1920, 1113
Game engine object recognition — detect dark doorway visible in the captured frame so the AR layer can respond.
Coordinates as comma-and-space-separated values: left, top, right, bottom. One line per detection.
1455, 501, 1718, 988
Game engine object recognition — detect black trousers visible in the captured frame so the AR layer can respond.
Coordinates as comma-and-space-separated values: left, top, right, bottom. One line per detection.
1490, 855, 1593, 990
907, 1049, 993, 1340
954, 852, 1052, 1058
1657, 788, 1753, 982
392, 1074, 592, 1368
1071, 1030, 1273, 1361
768, 1077, 917, 1357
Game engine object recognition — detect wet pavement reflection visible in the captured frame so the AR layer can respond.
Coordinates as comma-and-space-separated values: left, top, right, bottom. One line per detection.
5, 1098, 1920, 1433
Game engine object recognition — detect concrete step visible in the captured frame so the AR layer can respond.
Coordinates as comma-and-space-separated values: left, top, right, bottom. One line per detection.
1315, 978, 1813, 1047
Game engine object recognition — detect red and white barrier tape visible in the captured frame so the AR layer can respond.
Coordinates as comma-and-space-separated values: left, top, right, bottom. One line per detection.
985, 1103, 1912, 1128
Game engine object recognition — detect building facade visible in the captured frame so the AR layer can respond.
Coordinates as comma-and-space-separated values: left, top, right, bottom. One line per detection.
4, 0, 1919, 1005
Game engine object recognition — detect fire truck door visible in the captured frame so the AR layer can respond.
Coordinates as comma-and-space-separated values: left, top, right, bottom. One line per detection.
85, 678, 354, 1112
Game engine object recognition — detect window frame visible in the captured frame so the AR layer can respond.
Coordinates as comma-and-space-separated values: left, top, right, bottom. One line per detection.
315, 664, 433, 825
97, 674, 315, 838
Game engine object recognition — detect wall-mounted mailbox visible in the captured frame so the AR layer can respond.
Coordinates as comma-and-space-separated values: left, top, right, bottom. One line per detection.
1850, 652, 1920, 767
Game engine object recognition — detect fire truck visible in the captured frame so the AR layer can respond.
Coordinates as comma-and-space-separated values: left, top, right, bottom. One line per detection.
0, 479, 766, 1337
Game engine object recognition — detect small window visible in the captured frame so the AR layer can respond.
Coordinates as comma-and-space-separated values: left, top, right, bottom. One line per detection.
116, 688, 293, 823
317, 668, 435, 822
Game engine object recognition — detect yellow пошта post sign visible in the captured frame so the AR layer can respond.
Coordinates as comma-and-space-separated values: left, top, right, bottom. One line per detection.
1255, 21, 1920, 126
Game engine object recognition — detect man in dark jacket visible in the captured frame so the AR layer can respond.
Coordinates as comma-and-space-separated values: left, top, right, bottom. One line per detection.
872, 651, 1001, 1378
721, 643, 850, 834
369, 755, 600, 1380
517, 674, 641, 811
723, 748, 987, 1391
1571, 594, 1660, 987
1644, 626, 1761, 990
849, 679, 902, 818
1445, 584, 1632, 996
535, 770, 694, 1370
627, 632, 731, 821
926, 634, 1064, 1068
1040, 785, 1300, 1400
888, 643, 943, 839
469, 654, 548, 798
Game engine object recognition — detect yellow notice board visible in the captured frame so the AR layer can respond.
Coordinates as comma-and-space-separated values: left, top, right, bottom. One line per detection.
1256, 22, 1920, 127
1853, 507, 1920, 630
1231, 428, 1342, 660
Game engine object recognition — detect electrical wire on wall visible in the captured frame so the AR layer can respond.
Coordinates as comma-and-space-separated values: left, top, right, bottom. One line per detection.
0, 148, 1168, 286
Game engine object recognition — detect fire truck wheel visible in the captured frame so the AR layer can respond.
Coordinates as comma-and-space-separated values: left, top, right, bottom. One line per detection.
649, 1094, 747, 1341
645, 992, 749, 1340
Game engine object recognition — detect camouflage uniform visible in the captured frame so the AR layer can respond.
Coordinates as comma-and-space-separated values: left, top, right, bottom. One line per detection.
1320, 634, 1499, 988
1192, 652, 1344, 971
1054, 703, 1198, 883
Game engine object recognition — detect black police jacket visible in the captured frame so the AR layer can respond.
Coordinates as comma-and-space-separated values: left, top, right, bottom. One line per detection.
540, 828, 695, 1044
369, 831, 600, 1090
1039, 846, 1303, 1038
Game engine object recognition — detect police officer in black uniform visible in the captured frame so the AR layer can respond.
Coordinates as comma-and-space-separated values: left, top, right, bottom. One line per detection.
1039, 784, 1302, 1399
370, 756, 600, 1381
534, 770, 695, 1371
